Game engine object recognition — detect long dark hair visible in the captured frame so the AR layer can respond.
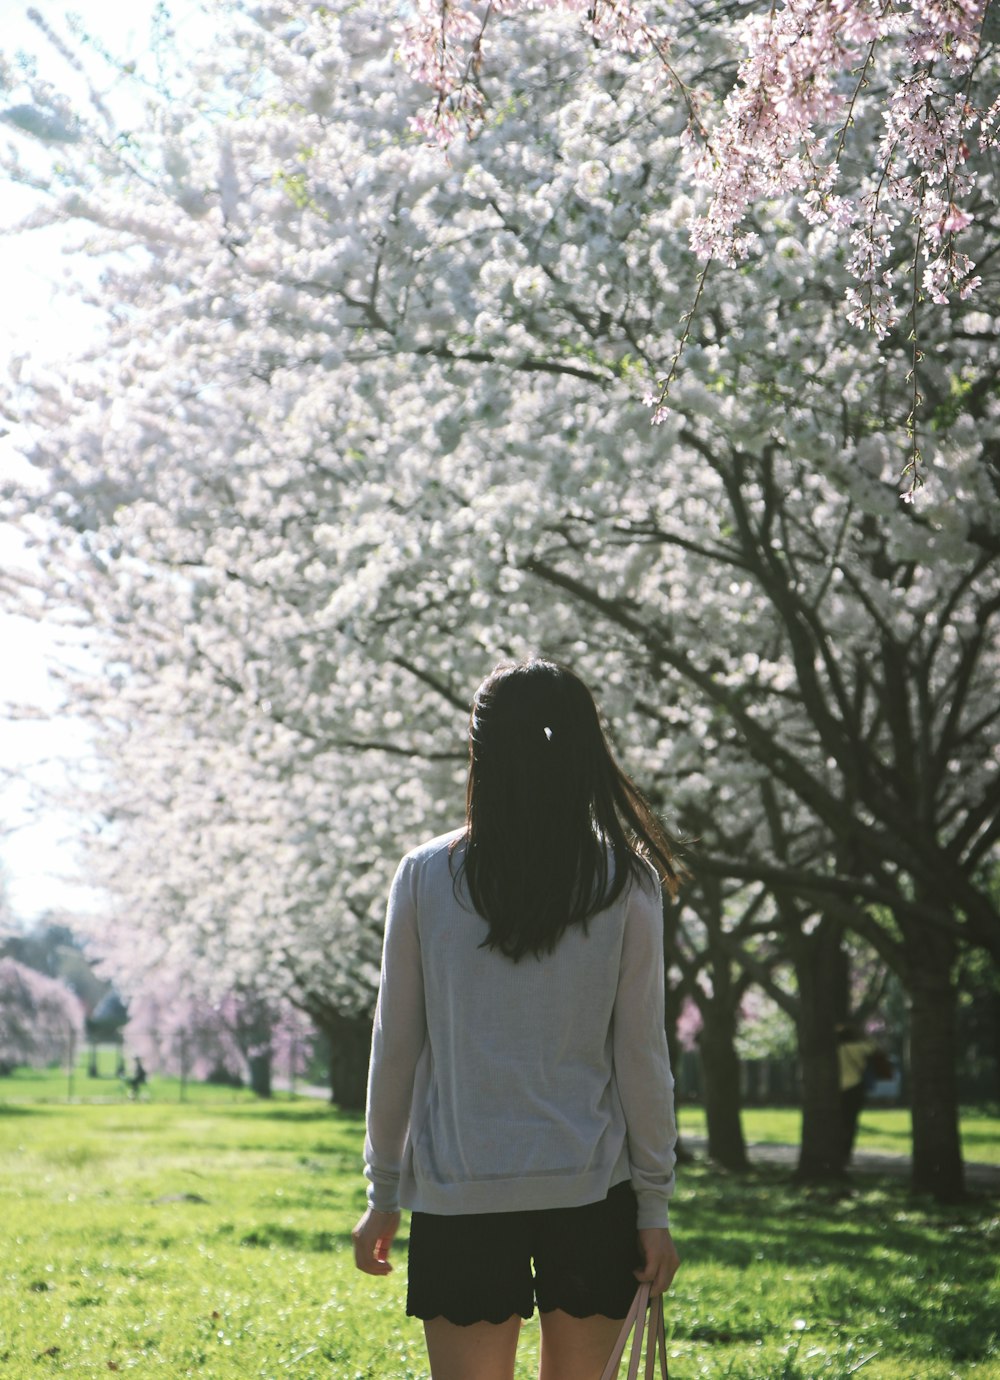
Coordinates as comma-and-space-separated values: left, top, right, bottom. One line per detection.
451, 658, 684, 961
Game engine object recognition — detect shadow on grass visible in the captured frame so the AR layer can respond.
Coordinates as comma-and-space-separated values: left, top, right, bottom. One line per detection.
673, 1163, 999, 1364
218, 1220, 410, 1254
221, 1104, 362, 1125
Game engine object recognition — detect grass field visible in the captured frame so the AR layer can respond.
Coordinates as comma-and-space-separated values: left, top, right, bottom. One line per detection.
1, 1076, 998, 1379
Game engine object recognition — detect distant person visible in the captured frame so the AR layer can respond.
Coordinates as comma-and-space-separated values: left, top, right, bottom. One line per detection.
354, 659, 682, 1380
126, 1057, 147, 1101
836, 1024, 890, 1167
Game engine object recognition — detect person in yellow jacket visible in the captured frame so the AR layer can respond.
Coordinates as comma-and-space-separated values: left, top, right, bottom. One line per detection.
836, 1024, 889, 1167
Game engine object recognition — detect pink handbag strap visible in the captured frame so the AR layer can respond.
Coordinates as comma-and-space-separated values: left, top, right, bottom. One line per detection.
598, 1283, 668, 1380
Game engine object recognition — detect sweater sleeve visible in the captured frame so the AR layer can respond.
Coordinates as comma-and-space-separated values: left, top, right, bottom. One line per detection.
612, 868, 677, 1230
363, 854, 426, 1212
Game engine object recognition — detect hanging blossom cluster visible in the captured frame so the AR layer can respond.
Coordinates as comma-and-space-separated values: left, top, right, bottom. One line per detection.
683, 2, 892, 267
398, 0, 675, 143
846, 4, 987, 338
398, 0, 994, 337
398, 0, 491, 145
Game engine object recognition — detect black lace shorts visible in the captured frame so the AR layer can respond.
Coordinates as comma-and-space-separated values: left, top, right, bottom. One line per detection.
406, 1180, 641, 1325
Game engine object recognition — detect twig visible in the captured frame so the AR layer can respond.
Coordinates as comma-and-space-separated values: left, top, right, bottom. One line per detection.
648, 254, 714, 415
901, 216, 925, 502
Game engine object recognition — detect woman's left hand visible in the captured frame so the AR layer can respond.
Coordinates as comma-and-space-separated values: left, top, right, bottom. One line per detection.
352, 1207, 401, 1275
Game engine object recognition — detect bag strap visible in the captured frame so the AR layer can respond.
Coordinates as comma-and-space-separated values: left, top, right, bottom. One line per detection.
646, 1288, 668, 1380
598, 1284, 669, 1380
599, 1284, 647, 1380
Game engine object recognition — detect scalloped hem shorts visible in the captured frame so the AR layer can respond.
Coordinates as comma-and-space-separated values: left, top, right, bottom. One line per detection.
405, 1180, 641, 1325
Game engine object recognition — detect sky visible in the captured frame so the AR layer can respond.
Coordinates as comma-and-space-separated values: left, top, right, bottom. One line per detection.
0, 0, 210, 925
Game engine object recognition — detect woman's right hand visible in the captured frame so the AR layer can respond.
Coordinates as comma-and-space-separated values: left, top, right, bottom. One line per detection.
634, 1227, 680, 1296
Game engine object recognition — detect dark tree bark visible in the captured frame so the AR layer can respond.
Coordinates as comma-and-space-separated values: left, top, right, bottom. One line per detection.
697, 1006, 749, 1170
681, 869, 751, 1172
248, 1051, 272, 1099
790, 916, 846, 1182
905, 929, 965, 1201
322, 1009, 373, 1111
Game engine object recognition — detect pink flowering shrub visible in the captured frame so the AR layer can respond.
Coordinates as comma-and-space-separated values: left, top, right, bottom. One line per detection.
0, 957, 86, 1073
123, 980, 314, 1087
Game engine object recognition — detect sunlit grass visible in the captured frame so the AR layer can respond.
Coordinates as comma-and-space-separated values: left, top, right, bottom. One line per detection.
1, 1097, 998, 1378
0, 1053, 262, 1106
10, 1058, 999, 1169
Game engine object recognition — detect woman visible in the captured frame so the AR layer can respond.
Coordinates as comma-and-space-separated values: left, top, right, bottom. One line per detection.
353, 659, 682, 1380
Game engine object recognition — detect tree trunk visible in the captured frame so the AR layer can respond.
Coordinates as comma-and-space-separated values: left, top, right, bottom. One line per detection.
248, 1051, 272, 1099
684, 868, 750, 1170
792, 917, 845, 1181
323, 1010, 373, 1111
662, 904, 695, 1163
698, 1009, 749, 1171
907, 935, 965, 1202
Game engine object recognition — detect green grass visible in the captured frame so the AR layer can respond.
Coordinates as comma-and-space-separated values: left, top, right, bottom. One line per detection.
676, 1106, 1000, 1167
11, 1058, 999, 1169
0, 1094, 997, 1379
0, 1055, 263, 1106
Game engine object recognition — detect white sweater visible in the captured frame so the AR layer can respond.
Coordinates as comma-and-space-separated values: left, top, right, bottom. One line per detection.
363, 830, 677, 1229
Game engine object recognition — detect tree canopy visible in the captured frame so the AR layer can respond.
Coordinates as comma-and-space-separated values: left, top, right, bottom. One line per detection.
0, 0, 997, 1186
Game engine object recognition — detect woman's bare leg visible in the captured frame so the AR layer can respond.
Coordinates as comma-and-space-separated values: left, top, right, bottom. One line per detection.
423, 1315, 522, 1380
538, 1309, 624, 1380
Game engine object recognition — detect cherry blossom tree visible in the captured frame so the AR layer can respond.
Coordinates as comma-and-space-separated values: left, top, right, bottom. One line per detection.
123, 974, 313, 1097
398, 0, 999, 490
2, 0, 997, 1194
0, 955, 85, 1074
670, 812, 874, 1180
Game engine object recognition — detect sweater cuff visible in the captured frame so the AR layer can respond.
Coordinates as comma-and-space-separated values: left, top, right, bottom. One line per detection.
635, 1192, 671, 1230
365, 1167, 400, 1214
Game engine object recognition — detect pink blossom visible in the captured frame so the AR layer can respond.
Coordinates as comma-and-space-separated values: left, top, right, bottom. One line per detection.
124, 978, 315, 1086
395, 1, 990, 321
676, 996, 703, 1052
0, 957, 85, 1070
940, 206, 971, 233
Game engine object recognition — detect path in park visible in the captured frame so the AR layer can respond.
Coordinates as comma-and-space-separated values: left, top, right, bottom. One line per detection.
681, 1136, 1000, 1193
